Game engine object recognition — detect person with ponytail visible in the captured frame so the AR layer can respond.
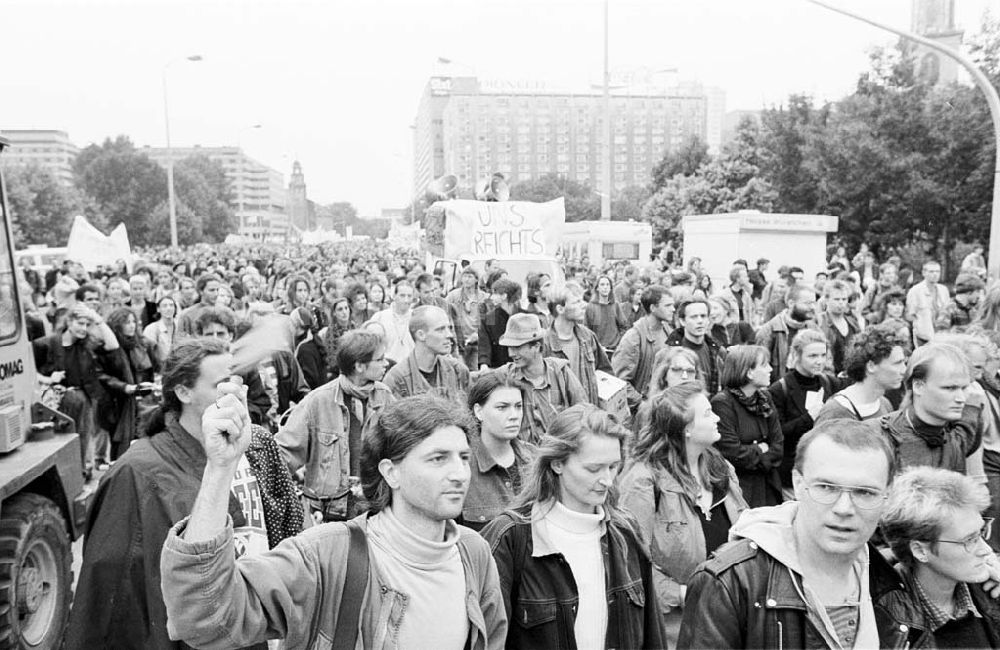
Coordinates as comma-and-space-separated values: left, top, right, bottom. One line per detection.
619, 383, 748, 645
481, 404, 665, 650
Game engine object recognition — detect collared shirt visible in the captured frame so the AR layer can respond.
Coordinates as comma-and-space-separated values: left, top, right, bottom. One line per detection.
502, 358, 588, 443
911, 575, 981, 631
463, 434, 536, 530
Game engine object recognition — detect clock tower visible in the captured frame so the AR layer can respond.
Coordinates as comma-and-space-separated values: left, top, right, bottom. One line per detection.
910, 0, 964, 86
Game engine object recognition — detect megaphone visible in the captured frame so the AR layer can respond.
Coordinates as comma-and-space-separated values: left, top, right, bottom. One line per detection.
425, 174, 459, 202
475, 172, 510, 202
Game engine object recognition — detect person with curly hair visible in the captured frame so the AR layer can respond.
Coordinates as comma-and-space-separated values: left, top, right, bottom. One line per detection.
815, 327, 907, 423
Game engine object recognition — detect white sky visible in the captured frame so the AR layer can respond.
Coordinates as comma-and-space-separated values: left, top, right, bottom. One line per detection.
1, 0, 994, 215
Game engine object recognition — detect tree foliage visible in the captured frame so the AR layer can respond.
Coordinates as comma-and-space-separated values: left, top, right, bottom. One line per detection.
650, 135, 710, 189
510, 173, 601, 222
4, 164, 100, 247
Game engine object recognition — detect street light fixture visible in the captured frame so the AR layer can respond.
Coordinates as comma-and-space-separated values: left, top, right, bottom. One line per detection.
163, 54, 203, 248
805, 0, 1000, 278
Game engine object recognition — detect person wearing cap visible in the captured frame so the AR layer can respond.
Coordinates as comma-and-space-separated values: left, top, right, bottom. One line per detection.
499, 313, 587, 443
945, 273, 986, 332
383, 305, 469, 401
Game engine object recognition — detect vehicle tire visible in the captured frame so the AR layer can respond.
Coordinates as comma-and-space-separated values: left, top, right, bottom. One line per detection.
0, 494, 71, 650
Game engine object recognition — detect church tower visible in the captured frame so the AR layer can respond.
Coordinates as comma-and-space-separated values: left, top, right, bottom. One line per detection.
287, 160, 311, 231
910, 0, 964, 86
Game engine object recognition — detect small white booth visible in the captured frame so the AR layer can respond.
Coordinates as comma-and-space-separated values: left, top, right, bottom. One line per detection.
561, 220, 653, 266
682, 211, 839, 290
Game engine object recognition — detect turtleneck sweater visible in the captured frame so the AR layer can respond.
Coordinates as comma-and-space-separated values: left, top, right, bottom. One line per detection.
792, 369, 821, 392
366, 507, 468, 649
542, 501, 607, 650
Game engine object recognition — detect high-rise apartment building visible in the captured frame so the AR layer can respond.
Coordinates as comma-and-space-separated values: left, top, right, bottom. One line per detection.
143, 145, 287, 241
0, 130, 79, 186
412, 75, 722, 199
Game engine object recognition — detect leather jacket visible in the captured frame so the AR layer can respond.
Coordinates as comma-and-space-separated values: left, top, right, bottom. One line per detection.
677, 538, 930, 649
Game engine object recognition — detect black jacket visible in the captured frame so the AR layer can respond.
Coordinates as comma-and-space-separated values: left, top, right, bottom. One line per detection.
478, 305, 519, 369
664, 328, 726, 396
768, 370, 838, 487
64, 413, 303, 649
482, 504, 666, 650
710, 390, 784, 508
678, 539, 930, 649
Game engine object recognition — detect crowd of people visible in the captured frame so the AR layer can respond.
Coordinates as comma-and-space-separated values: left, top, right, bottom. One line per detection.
25, 236, 1000, 649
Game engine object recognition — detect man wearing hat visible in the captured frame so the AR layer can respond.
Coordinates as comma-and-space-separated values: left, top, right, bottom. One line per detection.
499, 313, 587, 443
945, 273, 986, 332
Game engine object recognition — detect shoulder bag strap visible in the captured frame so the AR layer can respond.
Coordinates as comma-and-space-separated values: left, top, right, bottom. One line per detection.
333, 520, 370, 650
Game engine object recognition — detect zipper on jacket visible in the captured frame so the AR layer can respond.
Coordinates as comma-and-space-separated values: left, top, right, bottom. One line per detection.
776, 620, 783, 650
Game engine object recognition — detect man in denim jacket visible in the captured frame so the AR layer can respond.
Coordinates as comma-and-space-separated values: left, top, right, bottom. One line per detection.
160, 393, 507, 650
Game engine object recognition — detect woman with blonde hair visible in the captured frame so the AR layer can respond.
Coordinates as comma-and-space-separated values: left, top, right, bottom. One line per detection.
619, 383, 747, 644
482, 404, 665, 650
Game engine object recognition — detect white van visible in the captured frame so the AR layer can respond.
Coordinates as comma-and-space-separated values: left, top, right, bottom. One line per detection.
15, 246, 67, 274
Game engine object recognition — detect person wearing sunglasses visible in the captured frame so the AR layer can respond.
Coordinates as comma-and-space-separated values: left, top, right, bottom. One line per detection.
880, 466, 1000, 648
678, 419, 930, 649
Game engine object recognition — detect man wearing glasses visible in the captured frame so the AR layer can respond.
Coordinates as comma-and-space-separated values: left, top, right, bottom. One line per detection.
881, 467, 1000, 647
678, 420, 924, 648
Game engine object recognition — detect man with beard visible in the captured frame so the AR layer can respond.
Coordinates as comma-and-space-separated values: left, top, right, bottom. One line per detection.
277, 329, 395, 521
383, 305, 469, 401
161, 395, 507, 650
499, 313, 586, 443
755, 284, 818, 383
665, 297, 726, 396
542, 283, 610, 404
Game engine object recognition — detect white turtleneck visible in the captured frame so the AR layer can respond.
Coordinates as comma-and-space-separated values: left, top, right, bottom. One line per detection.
366, 507, 468, 649
542, 501, 607, 650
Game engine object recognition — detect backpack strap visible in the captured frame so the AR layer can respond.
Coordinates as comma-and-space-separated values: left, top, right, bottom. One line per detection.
333, 519, 370, 650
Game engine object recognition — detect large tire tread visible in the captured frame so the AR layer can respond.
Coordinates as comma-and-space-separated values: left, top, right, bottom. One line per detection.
0, 494, 71, 650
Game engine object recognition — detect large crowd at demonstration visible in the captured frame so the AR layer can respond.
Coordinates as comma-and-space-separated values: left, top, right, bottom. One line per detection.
27, 235, 1000, 648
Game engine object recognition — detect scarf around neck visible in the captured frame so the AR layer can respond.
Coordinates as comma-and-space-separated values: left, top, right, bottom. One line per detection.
729, 387, 774, 418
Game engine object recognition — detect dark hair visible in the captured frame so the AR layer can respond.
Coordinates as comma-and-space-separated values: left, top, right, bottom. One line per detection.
794, 419, 895, 482
195, 273, 222, 294
336, 329, 383, 378
676, 296, 710, 321
719, 345, 768, 389
195, 307, 237, 336
492, 278, 522, 304
285, 274, 311, 307
361, 395, 475, 513
160, 337, 230, 414
415, 272, 435, 291
106, 307, 141, 348
345, 282, 369, 305
75, 284, 101, 301
843, 328, 905, 383
640, 285, 669, 313
467, 370, 521, 412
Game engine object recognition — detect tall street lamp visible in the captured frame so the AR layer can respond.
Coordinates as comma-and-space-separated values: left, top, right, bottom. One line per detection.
162, 54, 203, 248
805, 0, 1000, 278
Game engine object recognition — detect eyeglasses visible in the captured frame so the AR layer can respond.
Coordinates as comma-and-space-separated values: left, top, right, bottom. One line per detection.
802, 482, 887, 510
668, 366, 696, 376
938, 518, 993, 553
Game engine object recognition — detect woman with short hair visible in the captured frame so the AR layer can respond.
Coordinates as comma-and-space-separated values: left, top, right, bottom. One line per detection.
881, 466, 1000, 648
482, 404, 665, 650
619, 383, 748, 644
710, 344, 784, 508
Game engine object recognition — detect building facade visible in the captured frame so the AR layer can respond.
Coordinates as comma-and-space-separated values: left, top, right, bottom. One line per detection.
143, 145, 288, 241
413, 75, 723, 202
0, 130, 79, 186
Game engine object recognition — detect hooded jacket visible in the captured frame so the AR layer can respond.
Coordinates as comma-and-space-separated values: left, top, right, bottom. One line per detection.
664, 327, 726, 396
678, 502, 924, 649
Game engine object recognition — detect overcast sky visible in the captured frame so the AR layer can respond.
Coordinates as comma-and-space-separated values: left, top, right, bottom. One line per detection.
1, 0, 993, 215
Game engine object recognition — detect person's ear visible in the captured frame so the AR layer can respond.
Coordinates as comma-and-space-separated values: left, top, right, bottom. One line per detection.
378, 458, 399, 490
174, 385, 194, 405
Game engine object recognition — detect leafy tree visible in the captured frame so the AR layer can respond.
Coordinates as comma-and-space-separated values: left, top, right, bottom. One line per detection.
326, 201, 358, 235
757, 94, 828, 214
74, 136, 167, 244
4, 164, 99, 246
145, 201, 203, 246
509, 173, 600, 222
173, 154, 236, 243
650, 135, 710, 190
612, 185, 652, 221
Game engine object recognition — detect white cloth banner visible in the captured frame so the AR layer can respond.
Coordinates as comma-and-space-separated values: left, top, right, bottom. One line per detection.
65, 215, 133, 272
440, 197, 565, 258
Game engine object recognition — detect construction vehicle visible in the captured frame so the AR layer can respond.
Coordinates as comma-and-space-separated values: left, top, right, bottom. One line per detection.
0, 135, 94, 649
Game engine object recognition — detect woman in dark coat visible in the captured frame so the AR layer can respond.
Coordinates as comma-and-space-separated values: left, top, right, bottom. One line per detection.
98, 308, 157, 460
710, 344, 784, 508
767, 329, 838, 501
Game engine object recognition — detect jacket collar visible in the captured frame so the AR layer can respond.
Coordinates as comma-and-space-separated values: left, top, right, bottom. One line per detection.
544, 322, 586, 353
470, 433, 529, 473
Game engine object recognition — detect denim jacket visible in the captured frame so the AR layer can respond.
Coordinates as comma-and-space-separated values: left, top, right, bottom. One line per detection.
160, 513, 508, 650
275, 377, 393, 516
462, 435, 536, 530
481, 502, 666, 650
